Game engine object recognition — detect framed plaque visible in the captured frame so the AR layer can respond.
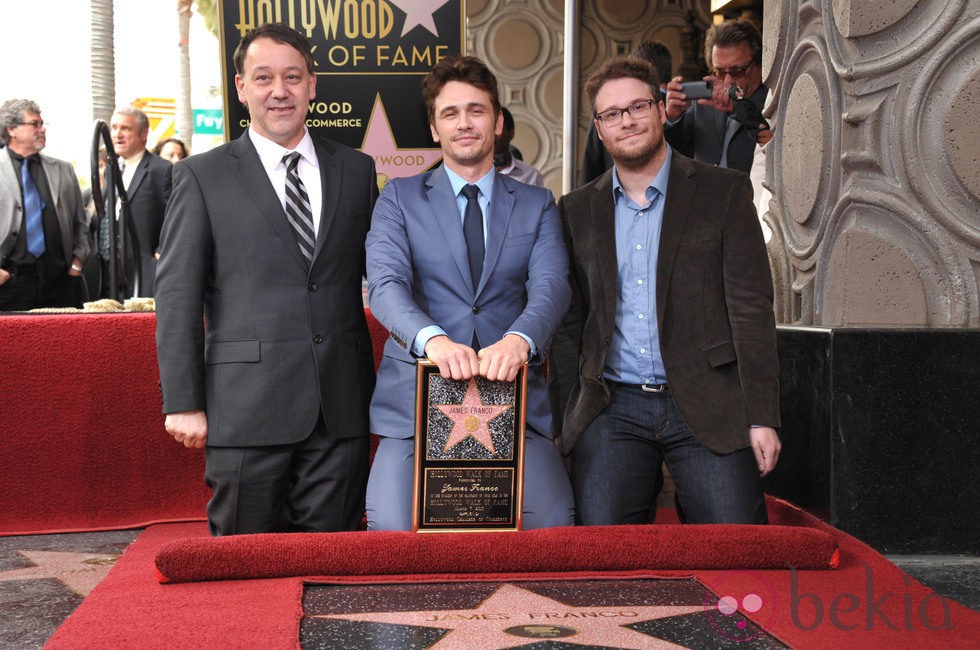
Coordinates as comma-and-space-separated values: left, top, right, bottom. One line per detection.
412, 361, 527, 533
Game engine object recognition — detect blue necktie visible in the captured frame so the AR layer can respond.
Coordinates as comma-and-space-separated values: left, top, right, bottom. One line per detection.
21, 157, 46, 258
718, 116, 741, 169
461, 184, 484, 292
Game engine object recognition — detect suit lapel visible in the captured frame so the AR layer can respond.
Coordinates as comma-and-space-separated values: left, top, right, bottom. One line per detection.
127, 151, 149, 198
425, 166, 472, 291
656, 154, 697, 324
0, 153, 20, 204
312, 137, 339, 260
227, 132, 309, 271
589, 172, 619, 330
481, 172, 514, 294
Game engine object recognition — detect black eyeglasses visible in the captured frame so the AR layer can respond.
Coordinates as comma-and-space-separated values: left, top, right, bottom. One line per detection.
15, 120, 46, 129
594, 99, 656, 127
711, 62, 754, 79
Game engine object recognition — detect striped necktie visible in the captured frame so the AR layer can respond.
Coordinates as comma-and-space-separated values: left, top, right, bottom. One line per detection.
282, 152, 315, 264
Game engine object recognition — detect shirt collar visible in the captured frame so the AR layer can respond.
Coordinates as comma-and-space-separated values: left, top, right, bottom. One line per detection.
122, 150, 145, 169
612, 147, 672, 205
249, 126, 317, 172
444, 165, 495, 202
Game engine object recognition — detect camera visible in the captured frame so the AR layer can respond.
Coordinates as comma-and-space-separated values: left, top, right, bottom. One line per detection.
679, 80, 713, 99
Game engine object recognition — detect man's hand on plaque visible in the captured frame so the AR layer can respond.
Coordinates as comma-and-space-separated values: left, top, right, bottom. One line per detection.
477, 333, 530, 383
425, 334, 480, 380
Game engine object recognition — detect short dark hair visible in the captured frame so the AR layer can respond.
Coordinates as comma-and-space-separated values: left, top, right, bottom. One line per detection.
421, 55, 501, 123
584, 56, 662, 113
705, 20, 762, 68
500, 106, 515, 133
632, 41, 672, 86
233, 23, 315, 76
152, 137, 188, 158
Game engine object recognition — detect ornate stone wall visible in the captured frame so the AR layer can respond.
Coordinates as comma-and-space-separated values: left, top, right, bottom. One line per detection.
763, 1, 980, 326
466, 0, 566, 196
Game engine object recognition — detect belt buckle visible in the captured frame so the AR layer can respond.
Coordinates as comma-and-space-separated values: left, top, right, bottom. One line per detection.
641, 383, 666, 393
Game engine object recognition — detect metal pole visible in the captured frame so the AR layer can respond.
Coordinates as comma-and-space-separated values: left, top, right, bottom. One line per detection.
562, 0, 580, 195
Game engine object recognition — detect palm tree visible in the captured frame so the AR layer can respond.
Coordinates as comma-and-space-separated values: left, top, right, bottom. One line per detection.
177, 0, 194, 142
195, 0, 219, 37
90, 0, 115, 123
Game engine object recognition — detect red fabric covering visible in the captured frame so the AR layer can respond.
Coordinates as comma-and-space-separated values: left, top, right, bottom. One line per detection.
0, 309, 389, 536
154, 522, 839, 583
48, 499, 980, 649
0, 314, 209, 535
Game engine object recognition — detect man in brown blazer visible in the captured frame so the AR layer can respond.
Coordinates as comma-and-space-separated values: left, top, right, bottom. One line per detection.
549, 55, 780, 525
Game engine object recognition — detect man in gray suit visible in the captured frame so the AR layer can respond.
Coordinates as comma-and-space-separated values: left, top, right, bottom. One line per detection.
0, 99, 89, 310
663, 20, 771, 174
366, 56, 574, 530
155, 23, 378, 536
550, 56, 780, 526
102, 106, 172, 297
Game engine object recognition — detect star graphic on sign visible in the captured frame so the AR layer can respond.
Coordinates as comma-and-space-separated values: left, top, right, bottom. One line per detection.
0, 550, 119, 596
360, 94, 443, 183
315, 582, 703, 648
435, 378, 511, 454
389, 0, 451, 37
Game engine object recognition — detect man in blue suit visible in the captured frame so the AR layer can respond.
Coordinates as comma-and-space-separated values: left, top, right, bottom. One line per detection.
365, 55, 574, 530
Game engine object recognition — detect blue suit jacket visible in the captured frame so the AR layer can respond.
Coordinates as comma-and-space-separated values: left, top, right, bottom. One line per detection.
366, 165, 570, 440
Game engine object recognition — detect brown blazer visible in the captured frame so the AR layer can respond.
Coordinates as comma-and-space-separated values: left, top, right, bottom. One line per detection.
549, 151, 779, 455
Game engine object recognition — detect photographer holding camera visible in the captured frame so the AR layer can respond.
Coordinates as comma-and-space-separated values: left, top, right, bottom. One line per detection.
663, 20, 771, 174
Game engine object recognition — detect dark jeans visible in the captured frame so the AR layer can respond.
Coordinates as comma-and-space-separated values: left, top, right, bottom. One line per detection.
0, 262, 82, 311
571, 383, 767, 525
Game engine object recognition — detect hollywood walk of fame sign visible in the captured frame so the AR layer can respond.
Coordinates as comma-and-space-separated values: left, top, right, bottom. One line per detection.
218, 0, 462, 182
412, 361, 527, 532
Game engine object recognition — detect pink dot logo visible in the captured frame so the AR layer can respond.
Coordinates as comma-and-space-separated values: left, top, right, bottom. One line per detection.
703, 570, 778, 642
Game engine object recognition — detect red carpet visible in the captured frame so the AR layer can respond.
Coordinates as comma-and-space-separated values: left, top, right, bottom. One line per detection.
47, 498, 980, 649
0, 314, 209, 535
154, 522, 839, 583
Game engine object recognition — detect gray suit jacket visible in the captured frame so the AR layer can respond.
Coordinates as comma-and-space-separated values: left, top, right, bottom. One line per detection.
664, 84, 768, 174
366, 166, 570, 440
549, 152, 779, 455
0, 151, 89, 267
155, 131, 378, 447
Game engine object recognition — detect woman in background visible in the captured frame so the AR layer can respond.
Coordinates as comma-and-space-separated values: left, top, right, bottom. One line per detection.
152, 137, 188, 164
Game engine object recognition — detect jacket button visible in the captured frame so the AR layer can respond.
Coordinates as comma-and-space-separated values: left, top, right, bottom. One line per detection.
313, 335, 323, 344
472, 306, 480, 314
308, 282, 318, 292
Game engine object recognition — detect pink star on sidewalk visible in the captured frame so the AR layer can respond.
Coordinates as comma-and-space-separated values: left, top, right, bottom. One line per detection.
0, 550, 119, 596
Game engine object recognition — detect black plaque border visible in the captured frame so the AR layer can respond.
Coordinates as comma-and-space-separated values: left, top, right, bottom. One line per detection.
412, 361, 527, 533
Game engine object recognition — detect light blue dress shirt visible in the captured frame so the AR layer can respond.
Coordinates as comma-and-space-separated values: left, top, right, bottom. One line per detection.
603, 148, 673, 386
411, 166, 534, 357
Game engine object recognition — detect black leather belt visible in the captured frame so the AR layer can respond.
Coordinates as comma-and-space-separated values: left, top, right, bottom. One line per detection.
608, 379, 668, 393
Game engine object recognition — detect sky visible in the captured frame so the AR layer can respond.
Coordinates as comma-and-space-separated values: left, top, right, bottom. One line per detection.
4, 0, 223, 184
